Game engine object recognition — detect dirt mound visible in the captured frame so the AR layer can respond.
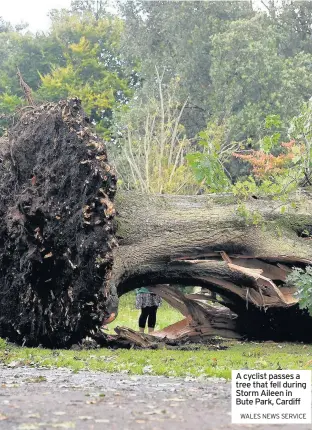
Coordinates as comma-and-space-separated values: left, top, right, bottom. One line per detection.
0, 99, 118, 347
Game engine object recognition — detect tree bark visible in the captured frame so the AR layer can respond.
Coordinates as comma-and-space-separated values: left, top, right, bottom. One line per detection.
112, 191, 312, 342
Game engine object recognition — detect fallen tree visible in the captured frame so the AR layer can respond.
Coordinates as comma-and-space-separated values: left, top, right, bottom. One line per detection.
1, 100, 312, 347
112, 191, 312, 343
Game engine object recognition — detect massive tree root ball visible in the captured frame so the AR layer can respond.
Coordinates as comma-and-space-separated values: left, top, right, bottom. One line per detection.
0, 99, 118, 347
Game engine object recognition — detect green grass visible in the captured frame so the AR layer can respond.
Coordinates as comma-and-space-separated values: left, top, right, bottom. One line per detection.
2, 340, 312, 380
107, 292, 182, 333
1, 294, 312, 380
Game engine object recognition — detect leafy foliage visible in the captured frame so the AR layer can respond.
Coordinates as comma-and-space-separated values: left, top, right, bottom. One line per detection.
287, 267, 312, 316
231, 112, 306, 201
0, 93, 23, 135
289, 98, 312, 186
186, 121, 234, 193
210, 16, 312, 144
118, 1, 255, 137
1, 1, 312, 193
233, 141, 301, 178
37, 12, 132, 138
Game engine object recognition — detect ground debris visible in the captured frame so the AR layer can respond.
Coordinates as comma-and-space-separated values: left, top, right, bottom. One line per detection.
109, 326, 226, 350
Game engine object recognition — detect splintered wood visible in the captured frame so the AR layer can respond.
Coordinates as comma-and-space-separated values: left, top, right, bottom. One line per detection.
171, 251, 300, 308
113, 251, 306, 347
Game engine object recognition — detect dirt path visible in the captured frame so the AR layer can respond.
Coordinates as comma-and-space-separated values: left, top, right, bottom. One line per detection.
0, 367, 310, 430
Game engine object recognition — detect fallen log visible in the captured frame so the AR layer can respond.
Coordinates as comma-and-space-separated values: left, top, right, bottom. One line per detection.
113, 191, 312, 342
1, 99, 312, 346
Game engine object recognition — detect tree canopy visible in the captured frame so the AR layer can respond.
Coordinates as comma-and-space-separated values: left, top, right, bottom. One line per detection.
1, 0, 312, 192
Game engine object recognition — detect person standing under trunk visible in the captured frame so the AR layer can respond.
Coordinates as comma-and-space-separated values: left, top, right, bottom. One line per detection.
135, 287, 162, 333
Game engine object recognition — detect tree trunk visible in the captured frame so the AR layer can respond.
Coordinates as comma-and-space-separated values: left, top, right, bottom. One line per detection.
112, 191, 312, 342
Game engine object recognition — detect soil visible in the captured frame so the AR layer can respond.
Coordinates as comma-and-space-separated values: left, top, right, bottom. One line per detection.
0, 367, 310, 430
0, 100, 118, 347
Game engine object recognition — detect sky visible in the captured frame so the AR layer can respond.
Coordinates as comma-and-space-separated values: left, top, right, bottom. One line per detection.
0, 0, 267, 33
0, 0, 73, 32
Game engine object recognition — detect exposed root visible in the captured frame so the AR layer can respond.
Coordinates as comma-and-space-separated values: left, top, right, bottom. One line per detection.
0, 99, 118, 347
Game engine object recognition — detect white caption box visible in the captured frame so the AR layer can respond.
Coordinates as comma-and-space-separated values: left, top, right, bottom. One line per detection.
232, 370, 311, 424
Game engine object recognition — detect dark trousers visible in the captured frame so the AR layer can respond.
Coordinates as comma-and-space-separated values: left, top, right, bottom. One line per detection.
138, 306, 158, 329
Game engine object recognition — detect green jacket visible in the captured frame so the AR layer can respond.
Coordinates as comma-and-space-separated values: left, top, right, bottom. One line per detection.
136, 287, 150, 294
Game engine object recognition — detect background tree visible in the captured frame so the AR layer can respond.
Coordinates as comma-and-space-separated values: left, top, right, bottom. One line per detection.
37, 8, 133, 138
209, 15, 312, 144
118, 1, 255, 137
1, 1, 312, 192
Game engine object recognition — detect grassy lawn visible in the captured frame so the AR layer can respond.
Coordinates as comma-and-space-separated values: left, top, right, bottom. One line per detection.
106, 292, 182, 333
1, 293, 312, 380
